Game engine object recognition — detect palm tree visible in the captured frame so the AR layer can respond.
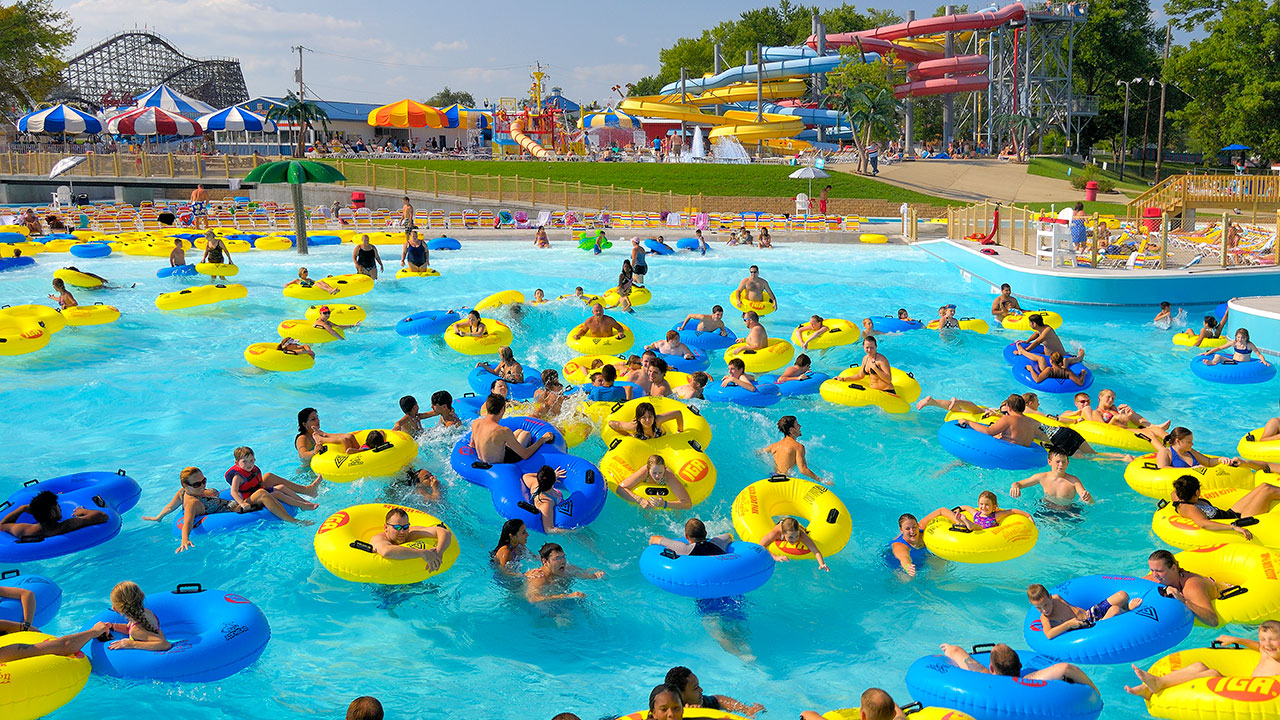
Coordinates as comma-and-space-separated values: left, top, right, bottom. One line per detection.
993, 112, 1044, 164
836, 82, 901, 175
265, 91, 331, 158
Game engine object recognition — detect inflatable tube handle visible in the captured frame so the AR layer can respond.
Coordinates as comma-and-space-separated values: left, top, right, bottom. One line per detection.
471, 461, 493, 470
949, 524, 973, 533
826, 509, 840, 524
14, 535, 44, 544
687, 404, 701, 417
1234, 516, 1260, 527
645, 487, 670, 496
1142, 461, 1158, 470
1211, 640, 1246, 649
463, 392, 476, 398
660, 548, 680, 560
970, 642, 996, 653
91, 495, 106, 508
1219, 585, 1249, 600
349, 540, 375, 553
1155, 499, 1168, 509
1246, 432, 1257, 441
517, 501, 539, 516
608, 438, 622, 451
768, 474, 789, 483
23, 478, 40, 487
847, 383, 865, 390
0, 501, 9, 512
610, 401, 625, 413
175, 583, 204, 594
1, 569, 18, 579
116, 469, 127, 476
900, 702, 924, 715
369, 442, 394, 453
584, 470, 596, 485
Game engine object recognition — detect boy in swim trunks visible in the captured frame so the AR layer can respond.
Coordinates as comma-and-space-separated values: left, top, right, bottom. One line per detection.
1009, 447, 1094, 505
1027, 582, 1141, 640
720, 358, 757, 391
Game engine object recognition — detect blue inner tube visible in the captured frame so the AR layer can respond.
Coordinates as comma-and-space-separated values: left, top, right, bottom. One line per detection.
276, 234, 340, 246
449, 418, 567, 487
905, 649, 1103, 720
0, 256, 35, 272
584, 382, 637, 403
936, 420, 1045, 470
11, 470, 142, 513
870, 316, 923, 333
85, 584, 271, 681
428, 237, 462, 251
672, 322, 737, 351
1005, 344, 1093, 393
639, 541, 774, 598
1023, 574, 1192, 664
170, 489, 298, 537
653, 347, 709, 373
675, 237, 702, 251
1214, 301, 1229, 323
396, 309, 461, 337
466, 364, 543, 400
0, 492, 121, 562
1190, 352, 1277, 385
757, 371, 830, 397
0, 232, 28, 242
0, 570, 61, 627
70, 242, 111, 258
644, 239, 675, 255
157, 264, 198, 278
702, 381, 782, 407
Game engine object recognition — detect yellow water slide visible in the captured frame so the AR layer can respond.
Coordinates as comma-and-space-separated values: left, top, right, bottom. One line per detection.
509, 118, 550, 159
619, 97, 804, 142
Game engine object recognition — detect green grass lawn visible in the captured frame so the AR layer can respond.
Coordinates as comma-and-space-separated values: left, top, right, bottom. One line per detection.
353, 158, 963, 206
1027, 157, 1151, 194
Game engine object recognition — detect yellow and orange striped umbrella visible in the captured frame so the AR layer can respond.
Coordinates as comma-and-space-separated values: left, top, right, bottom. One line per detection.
366, 99, 447, 128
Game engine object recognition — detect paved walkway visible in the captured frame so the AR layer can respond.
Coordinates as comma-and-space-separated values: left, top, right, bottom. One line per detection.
832, 158, 1102, 204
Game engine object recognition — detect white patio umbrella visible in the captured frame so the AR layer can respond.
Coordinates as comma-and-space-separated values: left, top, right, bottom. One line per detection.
789, 165, 830, 198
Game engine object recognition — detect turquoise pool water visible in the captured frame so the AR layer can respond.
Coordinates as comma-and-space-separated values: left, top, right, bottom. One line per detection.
0, 238, 1264, 719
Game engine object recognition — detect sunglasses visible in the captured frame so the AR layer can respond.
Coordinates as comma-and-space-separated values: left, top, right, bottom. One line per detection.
387, 523, 411, 531
184, 480, 206, 488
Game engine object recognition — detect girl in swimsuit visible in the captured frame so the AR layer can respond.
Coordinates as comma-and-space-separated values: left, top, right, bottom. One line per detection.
1172, 475, 1280, 541
1202, 328, 1270, 366
48, 278, 76, 309
484, 345, 524, 383
889, 513, 930, 577
1155, 427, 1271, 470
615, 455, 694, 510
520, 465, 566, 533
1029, 352, 1087, 386
491, 518, 529, 574
285, 267, 337, 294
454, 310, 488, 338
102, 581, 171, 651
141, 467, 250, 553
1180, 315, 1221, 346
921, 490, 1031, 532
295, 407, 359, 462
607, 402, 684, 440
759, 516, 828, 570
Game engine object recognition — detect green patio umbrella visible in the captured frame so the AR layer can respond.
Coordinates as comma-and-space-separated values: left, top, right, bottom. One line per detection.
243, 160, 346, 254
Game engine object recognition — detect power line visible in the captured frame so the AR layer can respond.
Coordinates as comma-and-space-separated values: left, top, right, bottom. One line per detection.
304, 48, 526, 72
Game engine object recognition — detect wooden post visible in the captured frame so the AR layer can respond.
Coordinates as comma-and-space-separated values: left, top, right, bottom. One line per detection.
563, 182, 569, 211
530, 178, 536, 206
433, 171, 438, 198
452, 170, 458, 198
1160, 211, 1169, 268
1221, 212, 1230, 267
628, 188, 633, 213
497, 175, 503, 203
576, 180, 582, 209
597, 185, 601, 210
224, 156, 230, 179
401, 166, 407, 191
166, 153, 174, 178
467, 174, 472, 201
1275, 210, 1280, 266
1090, 212, 1099, 267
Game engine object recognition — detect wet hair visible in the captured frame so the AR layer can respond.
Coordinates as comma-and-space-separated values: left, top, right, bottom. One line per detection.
897, 308, 909, 318
1005, 394, 1026, 413
1073, 201, 1084, 211
861, 688, 897, 720
1260, 620, 1280, 636
1028, 313, 1044, 327
492, 519, 526, 555
744, 311, 759, 324
535, 466, 558, 492
689, 371, 710, 388
1001, 283, 1012, 292
864, 334, 878, 345
1049, 351, 1065, 366
602, 364, 618, 382
778, 415, 799, 436
28, 490, 60, 523
728, 358, 746, 372
1204, 316, 1218, 329
467, 309, 480, 321
810, 314, 823, 324
711, 305, 724, 314
748, 264, 759, 272
1173, 475, 1202, 502
498, 346, 515, 363
663, 666, 694, 692
399, 395, 418, 413
1237, 328, 1252, 342
1073, 392, 1090, 404
648, 684, 684, 713
795, 353, 811, 368
52, 278, 66, 292
111, 581, 160, 635
646, 454, 667, 471
296, 407, 317, 437
550, 714, 582, 720
540, 368, 560, 386
483, 393, 507, 415
385, 507, 409, 523
649, 357, 668, 374
979, 490, 998, 505
634, 402, 658, 433
538, 542, 564, 562
666, 329, 680, 341
1162, 426, 1193, 447
365, 430, 385, 446
430, 390, 452, 408
684, 518, 708, 542
1046, 446, 1069, 460
898, 513, 918, 529
346, 696, 384, 720
990, 643, 1022, 677
1160, 301, 1171, 309
1026, 583, 1049, 602
180, 467, 202, 485
779, 516, 801, 533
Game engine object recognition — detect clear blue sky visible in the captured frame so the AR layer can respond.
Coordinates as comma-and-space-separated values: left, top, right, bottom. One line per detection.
57, 0, 1183, 107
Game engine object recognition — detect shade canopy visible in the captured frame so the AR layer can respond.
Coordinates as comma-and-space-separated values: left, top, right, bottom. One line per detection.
367, 99, 447, 128
50, 156, 88, 179
580, 108, 638, 129
1221, 143, 1251, 151
17, 105, 103, 135
107, 107, 203, 136
442, 104, 491, 129
199, 106, 277, 132
788, 166, 830, 179
133, 85, 216, 116
244, 159, 347, 185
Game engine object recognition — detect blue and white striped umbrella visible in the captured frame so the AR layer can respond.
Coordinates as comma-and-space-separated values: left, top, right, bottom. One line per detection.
133, 84, 216, 116
198, 106, 277, 132
442, 104, 491, 130
579, 108, 638, 129
16, 105, 103, 134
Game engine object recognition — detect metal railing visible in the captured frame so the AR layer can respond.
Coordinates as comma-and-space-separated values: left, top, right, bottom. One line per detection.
1128, 173, 1280, 217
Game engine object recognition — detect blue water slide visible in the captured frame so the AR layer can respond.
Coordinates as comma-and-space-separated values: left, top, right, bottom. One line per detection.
659, 54, 873, 94
762, 46, 819, 61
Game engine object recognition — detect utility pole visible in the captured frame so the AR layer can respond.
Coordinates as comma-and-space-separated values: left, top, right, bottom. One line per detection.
291, 45, 306, 158
1116, 78, 1140, 182
1154, 23, 1172, 183
1140, 79, 1153, 179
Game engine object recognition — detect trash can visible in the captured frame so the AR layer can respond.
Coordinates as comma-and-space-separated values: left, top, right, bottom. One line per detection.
350, 191, 366, 209
1142, 206, 1162, 232
75, 193, 89, 205
1084, 181, 1098, 202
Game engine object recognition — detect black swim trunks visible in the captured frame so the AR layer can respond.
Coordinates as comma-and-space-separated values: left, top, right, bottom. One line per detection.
504, 446, 522, 464
1042, 425, 1085, 456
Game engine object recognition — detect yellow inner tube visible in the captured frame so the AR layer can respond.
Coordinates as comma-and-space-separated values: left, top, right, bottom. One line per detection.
819, 365, 921, 414
443, 318, 515, 356
0, 320, 51, 355
253, 236, 293, 251
730, 290, 776, 316
823, 708, 973, 720
283, 273, 373, 300
860, 233, 888, 244
61, 304, 120, 327
245, 342, 315, 372
599, 432, 717, 507
155, 283, 248, 311
601, 286, 652, 308
566, 322, 635, 355
1069, 420, 1153, 453
790, 318, 860, 350
314, 504, 458, 584
1238, 427, 1280, 464
927, 317, 990, 334
1002, 310, 1063, 330
53, 268, 103, 288
195, 262, 239, 277
600, 396, 712, 449
1172, 332, 1230, 349
1171, 543, 1280, 625
923, 510, 1038, 564
0, 304, 66, 334
475, 290, 525, 310
1142, 646, 1280, 720
563, 354, 625, 385
1123, 454, 1256, 500
1152, 485, 1280, 550
306, 304, 365, 324
395, 267, 441, 278
310, 429, 418, 482
277, 319, 343, 344
0, 631, 91, 720
723, 337, 795, 373
732, 476, 852, 559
